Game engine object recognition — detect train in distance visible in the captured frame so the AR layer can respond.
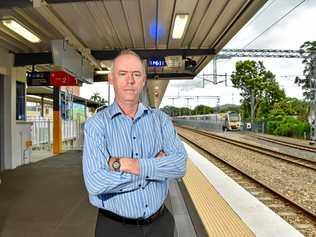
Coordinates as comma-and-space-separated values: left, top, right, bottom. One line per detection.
175, 111, 242, 131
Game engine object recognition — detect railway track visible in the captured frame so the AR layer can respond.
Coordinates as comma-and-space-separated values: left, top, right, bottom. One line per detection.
178, 127, 316, 237
246, 133, 316, 153
180, 126, 316, 171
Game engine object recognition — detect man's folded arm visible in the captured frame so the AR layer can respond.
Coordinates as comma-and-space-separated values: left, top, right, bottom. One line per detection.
82, 118, 141, 195
139, 112, 188, 181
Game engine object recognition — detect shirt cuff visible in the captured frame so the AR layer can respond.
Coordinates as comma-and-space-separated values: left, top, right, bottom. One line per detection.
139, 159, 156, 180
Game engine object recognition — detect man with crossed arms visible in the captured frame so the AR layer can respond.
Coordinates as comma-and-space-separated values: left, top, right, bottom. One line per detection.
83, 49, 187, 237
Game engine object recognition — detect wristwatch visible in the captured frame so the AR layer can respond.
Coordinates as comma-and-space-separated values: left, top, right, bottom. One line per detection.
112, 158, 121, 172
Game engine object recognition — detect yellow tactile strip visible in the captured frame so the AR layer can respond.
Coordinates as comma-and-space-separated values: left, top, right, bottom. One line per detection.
183, 159, 255, 237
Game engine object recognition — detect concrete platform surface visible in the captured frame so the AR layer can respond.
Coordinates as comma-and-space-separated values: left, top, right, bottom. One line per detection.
0, 151, 96, 237
0, 151, 195, 237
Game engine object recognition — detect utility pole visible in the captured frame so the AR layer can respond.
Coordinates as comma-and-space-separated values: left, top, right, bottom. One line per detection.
216, 97, 220, 113
213, 57, 217, 84
311, 54, 316, 141
251, 88, 255, 131
168, 97, 177, 117
184, 97, 194, 115
169, 97, 177, 106
167, 96, 220, 115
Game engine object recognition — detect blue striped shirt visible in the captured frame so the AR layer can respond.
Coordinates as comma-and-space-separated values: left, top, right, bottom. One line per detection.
82, 101, 187, 218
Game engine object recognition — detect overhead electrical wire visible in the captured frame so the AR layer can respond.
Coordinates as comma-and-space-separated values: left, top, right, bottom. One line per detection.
243, 0, 306, 49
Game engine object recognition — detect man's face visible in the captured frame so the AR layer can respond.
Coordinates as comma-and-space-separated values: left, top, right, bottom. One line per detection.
109, 54, 146, 105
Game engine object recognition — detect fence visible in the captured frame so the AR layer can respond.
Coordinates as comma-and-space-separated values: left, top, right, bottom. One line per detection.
29, 119, 83, 151
173, 119, 223, 131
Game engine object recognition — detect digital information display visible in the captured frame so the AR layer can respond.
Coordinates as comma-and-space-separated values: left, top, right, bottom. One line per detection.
148, 57, 166, 67
26, 72, 50, 86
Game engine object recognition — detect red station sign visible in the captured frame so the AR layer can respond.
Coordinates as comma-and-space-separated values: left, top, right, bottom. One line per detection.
50, 71, 78, 86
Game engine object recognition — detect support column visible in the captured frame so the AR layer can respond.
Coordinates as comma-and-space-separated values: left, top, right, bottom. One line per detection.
1, 48, 15, 170
53, 86, 62, 154
0, 75, 4, 171
40, 96, 44, 117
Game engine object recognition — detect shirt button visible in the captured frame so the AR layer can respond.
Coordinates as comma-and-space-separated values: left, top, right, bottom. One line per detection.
135, 153, 138, 156
145, 204, 148, 208
138, 184, 141, 187
133, 136, 136, 139
146, 176, 149, 179
119, 189, 123, 192
142, 187, 145, 190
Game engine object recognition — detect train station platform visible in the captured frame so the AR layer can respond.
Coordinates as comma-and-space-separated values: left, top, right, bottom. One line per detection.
0, 145, 304, 237
0, 150, 195, 237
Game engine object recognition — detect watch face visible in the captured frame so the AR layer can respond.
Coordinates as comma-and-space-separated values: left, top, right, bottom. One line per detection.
113, 161, 120, 170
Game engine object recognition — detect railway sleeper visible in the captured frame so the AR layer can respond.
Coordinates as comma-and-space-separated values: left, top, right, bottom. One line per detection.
278, 211, 298, 217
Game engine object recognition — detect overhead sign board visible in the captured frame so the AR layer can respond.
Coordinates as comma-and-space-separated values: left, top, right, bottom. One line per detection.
26, 71, 78, 87
50, 71, 78, 86
26, 71, 50, 86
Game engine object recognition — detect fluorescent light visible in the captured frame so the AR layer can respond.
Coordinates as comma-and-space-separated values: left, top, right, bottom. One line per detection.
172, 14, 189, 39
2, 19, 41, 43
95, 70, 111, 75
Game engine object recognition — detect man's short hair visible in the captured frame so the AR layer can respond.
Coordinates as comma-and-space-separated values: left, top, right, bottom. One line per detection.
111, 49, 146, 75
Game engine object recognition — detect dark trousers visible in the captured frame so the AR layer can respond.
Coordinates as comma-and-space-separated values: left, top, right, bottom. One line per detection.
95, 208, 175, 237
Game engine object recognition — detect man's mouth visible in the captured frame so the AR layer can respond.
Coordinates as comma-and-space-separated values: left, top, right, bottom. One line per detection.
124, 89, 135, 92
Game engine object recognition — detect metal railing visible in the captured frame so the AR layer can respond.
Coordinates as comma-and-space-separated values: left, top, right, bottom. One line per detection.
29, 119, 83, 151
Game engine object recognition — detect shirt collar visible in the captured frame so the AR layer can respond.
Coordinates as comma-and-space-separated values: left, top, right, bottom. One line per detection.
109, 101, 151, 119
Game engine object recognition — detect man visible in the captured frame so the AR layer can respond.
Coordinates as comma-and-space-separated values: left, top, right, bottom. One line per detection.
83, 50, 187, 237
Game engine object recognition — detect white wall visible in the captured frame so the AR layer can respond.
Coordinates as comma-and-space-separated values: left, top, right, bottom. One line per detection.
0, 47, 14, 169
0, 74, 4, 170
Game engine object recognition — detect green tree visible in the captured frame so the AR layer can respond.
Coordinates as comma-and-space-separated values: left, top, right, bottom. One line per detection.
231, 60, 285, 122
266, 98, 310, 138
295, 41, 316, 101
193, 105, 213, 115
178, 107, 193, 116
161, 106, 178, 117
218, 104, 240, 113
90, 92, 107, 106
271, 98, 309, 121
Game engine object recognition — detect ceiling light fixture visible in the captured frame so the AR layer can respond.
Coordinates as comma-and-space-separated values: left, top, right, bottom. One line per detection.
2, 19, 41, 43
95, 70, 111, 75
172, 14, 189, 39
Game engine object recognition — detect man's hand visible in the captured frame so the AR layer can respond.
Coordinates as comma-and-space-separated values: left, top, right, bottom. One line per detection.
155, 150, 166, 160
108, 157, 140, 175
120, 158, 140, 175
108, 150, 167, 175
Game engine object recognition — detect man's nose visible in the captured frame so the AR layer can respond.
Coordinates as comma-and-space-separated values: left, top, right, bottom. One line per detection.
126, 73, 135, 84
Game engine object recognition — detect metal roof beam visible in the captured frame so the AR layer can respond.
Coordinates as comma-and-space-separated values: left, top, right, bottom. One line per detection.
147, 72, 195, 80
0, 0, 31, 9
47, 0, 100, 3
94, 72, 196, 82
0, 0, 101, 9
92, 49, 215, 60
14, 52, 53, 66
14, 49, 214, 66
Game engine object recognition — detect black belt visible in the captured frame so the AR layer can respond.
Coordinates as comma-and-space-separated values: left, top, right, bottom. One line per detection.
99, 205, 165, 225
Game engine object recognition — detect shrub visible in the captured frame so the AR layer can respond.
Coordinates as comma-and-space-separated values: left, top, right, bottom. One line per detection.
267, 116, 310, 138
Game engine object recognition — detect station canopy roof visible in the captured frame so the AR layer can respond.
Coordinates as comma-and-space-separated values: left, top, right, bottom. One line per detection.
0, 0, 266, 107
0, 0, 266, 75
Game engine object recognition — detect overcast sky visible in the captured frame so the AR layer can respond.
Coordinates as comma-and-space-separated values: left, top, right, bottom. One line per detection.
80, 0, 316, 108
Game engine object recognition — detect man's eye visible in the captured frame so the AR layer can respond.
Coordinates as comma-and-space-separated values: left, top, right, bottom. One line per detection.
133, 72, 141, 77
119, 72, 126, 76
